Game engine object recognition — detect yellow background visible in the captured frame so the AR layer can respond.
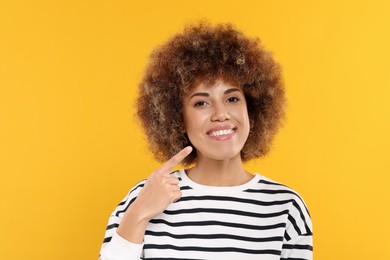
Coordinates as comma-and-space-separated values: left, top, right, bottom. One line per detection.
1, 0, 389, 259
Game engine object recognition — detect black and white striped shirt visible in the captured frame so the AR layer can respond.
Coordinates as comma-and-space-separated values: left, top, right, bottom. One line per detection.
100, 169, 313, 259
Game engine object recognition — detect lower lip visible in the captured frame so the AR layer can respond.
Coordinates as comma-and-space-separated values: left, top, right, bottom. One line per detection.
208, 131, 235, 141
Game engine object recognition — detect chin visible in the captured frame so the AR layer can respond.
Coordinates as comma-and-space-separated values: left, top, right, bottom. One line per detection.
201, 149, 242, 162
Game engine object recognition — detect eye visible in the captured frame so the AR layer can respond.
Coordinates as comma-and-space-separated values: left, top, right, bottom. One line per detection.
227, 97, 239, 103
194, 101, 207, 107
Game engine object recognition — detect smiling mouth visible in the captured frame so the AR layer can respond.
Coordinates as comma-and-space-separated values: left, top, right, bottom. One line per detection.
208, 128, 235, 137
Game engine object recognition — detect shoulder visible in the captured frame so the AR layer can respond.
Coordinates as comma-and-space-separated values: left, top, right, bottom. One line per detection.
124, 170, 181, 197
248, 175, 313, 237
247, 175, 309, 204
124, 178, 148, 199
120, 170, 182, 202
109, 179, 147, 218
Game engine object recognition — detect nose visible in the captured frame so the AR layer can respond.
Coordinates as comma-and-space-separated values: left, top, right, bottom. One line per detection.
210, 103, 230, 122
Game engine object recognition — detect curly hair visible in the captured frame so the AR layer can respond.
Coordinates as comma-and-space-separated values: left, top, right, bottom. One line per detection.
136, 22, 286, 166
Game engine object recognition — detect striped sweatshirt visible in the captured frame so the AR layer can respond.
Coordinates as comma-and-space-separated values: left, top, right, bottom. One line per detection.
100, 169, 313, 260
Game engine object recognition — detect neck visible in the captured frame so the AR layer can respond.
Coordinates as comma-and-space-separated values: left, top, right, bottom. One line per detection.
186, 153, 252, 186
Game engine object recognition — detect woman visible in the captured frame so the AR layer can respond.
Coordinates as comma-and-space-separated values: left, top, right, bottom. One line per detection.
99, 22, 313, 260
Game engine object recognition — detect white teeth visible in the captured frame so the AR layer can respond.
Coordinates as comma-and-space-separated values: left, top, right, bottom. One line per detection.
209, 129, 234, 136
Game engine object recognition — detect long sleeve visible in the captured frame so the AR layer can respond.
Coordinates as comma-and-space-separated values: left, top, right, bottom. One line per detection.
99, 180, 146, 260
99, 229, 143, 260
281, 234, 313, 259
281, 191, 313, 260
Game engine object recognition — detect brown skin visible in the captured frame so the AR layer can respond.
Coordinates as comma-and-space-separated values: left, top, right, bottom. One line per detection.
183, 79, 253, 186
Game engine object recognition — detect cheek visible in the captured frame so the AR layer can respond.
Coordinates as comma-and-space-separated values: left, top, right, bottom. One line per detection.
232, 105, 250, 126
244, 110, 250, 127
243, 114, 251, 137
236, 107, 251, 137
242, 102, 250, 124
185, 115, 205, 135
183, 112, 198, 136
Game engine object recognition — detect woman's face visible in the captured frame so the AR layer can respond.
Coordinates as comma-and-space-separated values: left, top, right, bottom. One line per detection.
183, 79, 250, 162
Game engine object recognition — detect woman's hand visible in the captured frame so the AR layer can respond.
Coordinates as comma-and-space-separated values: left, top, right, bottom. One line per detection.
132, 146, 193, 221
117, 146, 193, 243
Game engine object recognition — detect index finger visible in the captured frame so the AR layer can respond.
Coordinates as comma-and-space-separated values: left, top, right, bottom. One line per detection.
157, 146, 193, 173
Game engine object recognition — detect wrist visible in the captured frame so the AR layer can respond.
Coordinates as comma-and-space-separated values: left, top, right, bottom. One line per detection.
117, 210, 149, 244
127, 198, 152, 223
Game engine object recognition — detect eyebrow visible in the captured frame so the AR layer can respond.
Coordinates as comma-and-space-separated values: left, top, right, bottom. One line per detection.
189, 88, 241, 100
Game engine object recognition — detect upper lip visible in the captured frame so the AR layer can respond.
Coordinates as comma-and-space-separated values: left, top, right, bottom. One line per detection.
206, 125, 236, 134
